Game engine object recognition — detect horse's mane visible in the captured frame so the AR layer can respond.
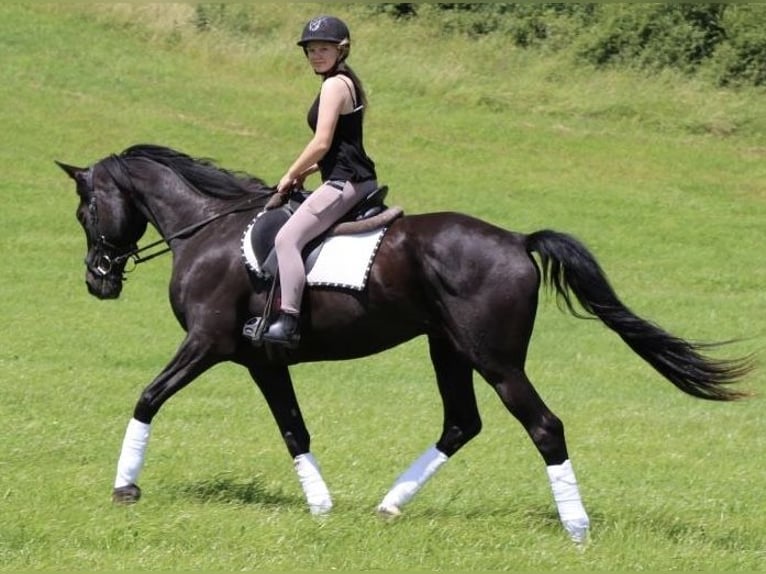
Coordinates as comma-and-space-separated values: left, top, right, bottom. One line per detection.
117, 144, 274, 200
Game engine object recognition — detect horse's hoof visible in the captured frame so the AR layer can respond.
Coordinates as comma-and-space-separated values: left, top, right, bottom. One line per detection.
376, 504, 401, 519
562, 518, 589, 545
308, 499, 333, 516
112, 484, 141, 505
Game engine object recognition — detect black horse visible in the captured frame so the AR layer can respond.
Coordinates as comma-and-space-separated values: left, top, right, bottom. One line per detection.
57, 144, 751, 543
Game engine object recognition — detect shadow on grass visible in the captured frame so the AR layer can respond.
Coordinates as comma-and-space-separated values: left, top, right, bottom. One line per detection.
172, 474, 301, 508
626, 512, 754, 552
414, 502, 566, 523
411, 503, 609, 541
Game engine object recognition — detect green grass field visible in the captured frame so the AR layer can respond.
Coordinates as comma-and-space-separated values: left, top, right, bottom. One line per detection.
1, 4, 764, 571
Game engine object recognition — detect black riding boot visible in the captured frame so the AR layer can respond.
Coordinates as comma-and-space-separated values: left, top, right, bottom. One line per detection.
263, 312, 300, 348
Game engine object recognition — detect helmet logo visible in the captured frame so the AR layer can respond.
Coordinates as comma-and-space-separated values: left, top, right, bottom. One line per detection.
308, 17, 325, 32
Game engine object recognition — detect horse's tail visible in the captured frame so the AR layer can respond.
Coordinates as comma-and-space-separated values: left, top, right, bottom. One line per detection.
525, 229, 753, 401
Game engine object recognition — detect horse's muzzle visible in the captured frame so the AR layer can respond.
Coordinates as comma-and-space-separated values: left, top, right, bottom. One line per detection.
86, 269, 123, 299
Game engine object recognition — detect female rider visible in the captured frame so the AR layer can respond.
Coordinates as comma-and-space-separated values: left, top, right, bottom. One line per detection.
264, 15, 378, 348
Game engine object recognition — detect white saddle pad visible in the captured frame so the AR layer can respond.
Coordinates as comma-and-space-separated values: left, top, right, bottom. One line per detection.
305, 229, 387, 290
241, 226, 387, 291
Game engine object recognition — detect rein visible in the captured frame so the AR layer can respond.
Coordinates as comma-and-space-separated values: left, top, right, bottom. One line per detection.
112, 195, 266, 270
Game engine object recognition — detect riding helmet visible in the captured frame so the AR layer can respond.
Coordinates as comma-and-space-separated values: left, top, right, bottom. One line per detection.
297, 15, 350, 48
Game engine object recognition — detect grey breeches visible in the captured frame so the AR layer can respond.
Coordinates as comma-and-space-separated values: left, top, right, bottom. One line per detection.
274, 179, 377, 314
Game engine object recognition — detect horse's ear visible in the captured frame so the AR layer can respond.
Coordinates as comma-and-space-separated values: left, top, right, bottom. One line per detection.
55, 160, 87, 182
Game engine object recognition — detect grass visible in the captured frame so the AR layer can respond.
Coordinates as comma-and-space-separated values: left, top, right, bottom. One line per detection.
1, 3, 765, 571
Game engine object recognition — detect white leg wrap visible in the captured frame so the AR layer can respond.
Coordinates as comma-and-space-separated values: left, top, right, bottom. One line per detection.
546, 459, 590, 543
114, 418, 151, 488
377, 446, 448, 515
294, 453, 332, 515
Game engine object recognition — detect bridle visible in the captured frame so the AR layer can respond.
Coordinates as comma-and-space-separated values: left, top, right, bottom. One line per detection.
82, 175, 154, 279
83, 164, 269, 279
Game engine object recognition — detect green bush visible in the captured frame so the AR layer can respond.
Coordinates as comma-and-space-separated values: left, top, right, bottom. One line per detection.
384, 3, 597, 46
576, 4, 725, 73
704, 4, 766, 86
366, 3, 766, 86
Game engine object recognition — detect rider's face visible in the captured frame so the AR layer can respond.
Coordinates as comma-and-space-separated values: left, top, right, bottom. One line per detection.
306, 41, 341, 74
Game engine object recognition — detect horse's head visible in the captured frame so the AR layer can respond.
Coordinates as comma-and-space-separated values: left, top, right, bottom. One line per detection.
56, 158, 148, 299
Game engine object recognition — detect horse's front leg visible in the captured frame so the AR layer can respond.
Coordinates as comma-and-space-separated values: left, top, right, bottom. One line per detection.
112, 333, 219, 504
249, 363, 332, 515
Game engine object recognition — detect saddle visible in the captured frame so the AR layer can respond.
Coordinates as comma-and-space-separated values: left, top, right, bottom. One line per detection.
242, 185, 398, 282
240, 185, 402, 346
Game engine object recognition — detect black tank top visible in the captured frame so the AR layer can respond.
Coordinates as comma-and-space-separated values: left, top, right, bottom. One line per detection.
307, 73, 376, 183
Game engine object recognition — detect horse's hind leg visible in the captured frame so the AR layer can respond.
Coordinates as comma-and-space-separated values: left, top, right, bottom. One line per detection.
377, 336, 480, 516
446, 246, 589, 543
486, 365, 590, 543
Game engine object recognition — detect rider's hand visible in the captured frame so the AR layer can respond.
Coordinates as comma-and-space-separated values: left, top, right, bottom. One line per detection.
277, 173, 297, 196
293, 173, 307, 190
